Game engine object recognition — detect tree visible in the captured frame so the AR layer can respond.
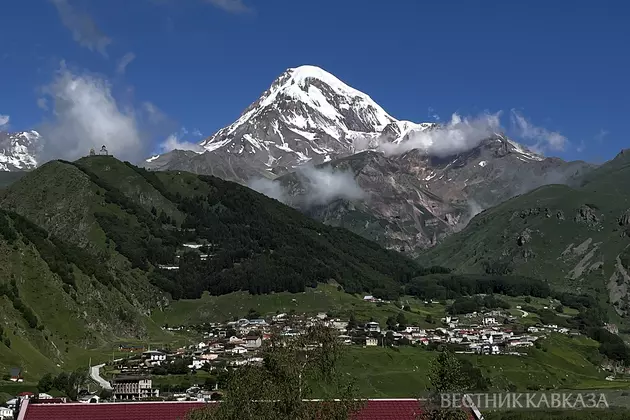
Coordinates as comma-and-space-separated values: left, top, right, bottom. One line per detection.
37, 373, 54, 392
347, 313, 357, 331
396, 312, 408, 329
186, 326, 364, 420
418, 350, 469, 420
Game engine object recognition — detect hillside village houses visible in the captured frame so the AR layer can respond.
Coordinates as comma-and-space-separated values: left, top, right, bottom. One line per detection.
0, 306, 579, 412
89, 306, 581, 401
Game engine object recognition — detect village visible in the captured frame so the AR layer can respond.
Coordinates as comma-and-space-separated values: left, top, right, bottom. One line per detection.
99, 302, 578, 403
0, 299, 598, 418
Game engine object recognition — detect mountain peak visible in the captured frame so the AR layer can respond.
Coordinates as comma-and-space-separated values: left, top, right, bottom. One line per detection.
0, 130, 41, 171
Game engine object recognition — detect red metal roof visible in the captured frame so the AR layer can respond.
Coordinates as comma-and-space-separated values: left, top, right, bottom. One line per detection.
19, 399, 431, 420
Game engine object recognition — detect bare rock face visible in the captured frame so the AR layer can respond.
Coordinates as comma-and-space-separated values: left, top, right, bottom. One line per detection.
517, 229, 532, 246
574, 205, 601, 226
618, 209, 630, 226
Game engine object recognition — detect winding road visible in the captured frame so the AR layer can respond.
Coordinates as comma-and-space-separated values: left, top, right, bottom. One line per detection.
90, 363, 112, 390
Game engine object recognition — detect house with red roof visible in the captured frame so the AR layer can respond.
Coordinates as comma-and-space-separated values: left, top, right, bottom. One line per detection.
16, 398, 481, 420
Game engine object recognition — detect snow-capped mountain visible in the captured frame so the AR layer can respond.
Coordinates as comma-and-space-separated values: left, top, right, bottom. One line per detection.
0, 130, 40, 171
145, 65, 438, 180
144, 65, 593, 253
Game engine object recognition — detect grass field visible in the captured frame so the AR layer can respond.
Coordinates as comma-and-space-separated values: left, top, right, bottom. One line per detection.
339, 335, 630, 397
151, 284, 447, 327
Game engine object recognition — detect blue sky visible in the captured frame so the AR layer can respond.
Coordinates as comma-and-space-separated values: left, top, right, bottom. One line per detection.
0, 0, 627, 163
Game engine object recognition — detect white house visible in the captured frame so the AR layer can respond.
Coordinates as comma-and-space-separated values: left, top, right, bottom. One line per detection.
197, 342, 208, 350
244, 336, 262, 349
142, 350, 167, 366
365, 337, 378, 347
483, 317, 498, 326
189, 358, 206, 370
231, 346, 248, 355
0, 407, 13, 420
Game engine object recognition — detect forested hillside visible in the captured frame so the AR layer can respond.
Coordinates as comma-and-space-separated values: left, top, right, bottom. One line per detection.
1, 156, 424, 300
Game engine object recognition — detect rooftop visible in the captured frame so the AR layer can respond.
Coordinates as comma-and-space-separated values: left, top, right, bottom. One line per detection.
17, 399, 477, 420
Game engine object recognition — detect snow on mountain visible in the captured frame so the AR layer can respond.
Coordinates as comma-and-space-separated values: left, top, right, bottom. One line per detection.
0, 130, 40, 171
190, 65, 403, 173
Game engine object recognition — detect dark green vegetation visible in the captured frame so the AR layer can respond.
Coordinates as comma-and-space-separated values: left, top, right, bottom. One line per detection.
0, 156, 425, 376
186, 326, 362, 420
0, 171, 27, 188
420, 150, 630, 321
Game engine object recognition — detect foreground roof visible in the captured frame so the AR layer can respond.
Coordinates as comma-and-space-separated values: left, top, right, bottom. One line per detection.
18, 399, 443, 420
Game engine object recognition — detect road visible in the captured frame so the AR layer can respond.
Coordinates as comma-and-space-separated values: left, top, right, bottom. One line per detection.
90, 364, 112, 390
518, 309, 529, 318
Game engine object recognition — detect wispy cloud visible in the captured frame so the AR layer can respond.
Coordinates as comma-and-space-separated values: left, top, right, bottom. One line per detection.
204, 0, 253, 14
49, 0, 112, 57
249, 163, 364, 207
37, 98, 49, 110
378, 112, 502, 157
427, 106, 441, 121
0, 114, 9, 128
510, 109, 568, 154
37, 63, 149, 162
142, 101, 168, 124
116, 52, 136, 75
192, 129, 203, 137
157, 132, 204, 153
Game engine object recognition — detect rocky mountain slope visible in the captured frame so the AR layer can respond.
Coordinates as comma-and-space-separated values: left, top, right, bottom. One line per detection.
0, 130, 40, 171
279, 135, 592, 254
0, 155, 425, 376
144, 65, 593, 255
418, 149, 630, 318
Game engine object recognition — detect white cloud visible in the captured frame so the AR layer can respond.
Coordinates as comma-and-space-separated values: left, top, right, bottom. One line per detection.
157, 132, 203, 153
38, 64, 147, 162
0, 114, 9, 128
379, 112, 502, 157
192, 129, 203, 137
248, 163, 364, 208
510, 110, 568, 154
204, 0, 253, 13
50, 0, 112, 57
37, 98, 49, 110
142, 101, 167, 124
116, 52, 136, 74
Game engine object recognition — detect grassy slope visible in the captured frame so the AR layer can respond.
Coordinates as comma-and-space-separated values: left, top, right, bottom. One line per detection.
418, 151, 630, 318
152, 284, 446, 327
342, 335, 627, 397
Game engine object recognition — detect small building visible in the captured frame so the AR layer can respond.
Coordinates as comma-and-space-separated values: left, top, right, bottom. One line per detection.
112, 376, 159, 400
230, 346, 248, 355
483, 317, 498, 326
248, 319, 267, 327
142, 350, 167, 366
365, 337, 378, 347
0, 406, 13, 420
244, 336, 262, 349
365, 322, 381, 333
189, 359, 206, 370
10, 367, 23, 382
118, 344, 145, 353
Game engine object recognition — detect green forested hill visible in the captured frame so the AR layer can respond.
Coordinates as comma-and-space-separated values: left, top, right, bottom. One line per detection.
0, 207, 163, 380
0, 156, 425, 376
419, 149, 630, 318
